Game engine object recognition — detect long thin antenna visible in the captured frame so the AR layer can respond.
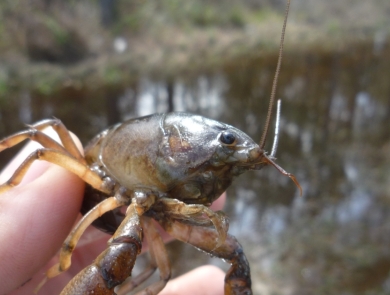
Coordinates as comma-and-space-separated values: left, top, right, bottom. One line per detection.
263, 154, 303, 196
259, 0, 290, 149
270, 99, 281, 158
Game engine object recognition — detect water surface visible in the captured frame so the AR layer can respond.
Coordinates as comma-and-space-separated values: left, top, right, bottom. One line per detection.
1, 40, 389, 294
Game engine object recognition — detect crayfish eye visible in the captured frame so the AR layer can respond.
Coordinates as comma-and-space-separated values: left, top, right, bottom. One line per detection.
219, 131, 236, 145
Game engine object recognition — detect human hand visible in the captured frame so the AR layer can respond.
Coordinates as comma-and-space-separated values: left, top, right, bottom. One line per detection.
0, 130, 225, 294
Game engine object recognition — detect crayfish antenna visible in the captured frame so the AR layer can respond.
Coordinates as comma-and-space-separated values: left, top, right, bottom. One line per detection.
270, 99, 282, 158
259, 0, 290, 149
257, 0, 301, 196
263, 154, 303, 196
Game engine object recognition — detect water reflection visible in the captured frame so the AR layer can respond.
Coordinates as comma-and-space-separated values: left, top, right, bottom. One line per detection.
1, 40, 390, 294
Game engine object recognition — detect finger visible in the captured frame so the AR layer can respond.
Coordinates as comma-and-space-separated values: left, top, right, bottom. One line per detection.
159, 265, 225, 295
0, 131, 85, 293
211, 192, 226, 211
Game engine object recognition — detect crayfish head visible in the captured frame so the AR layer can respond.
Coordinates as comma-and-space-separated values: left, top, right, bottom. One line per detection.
211, 128, 302, 195
218, 135, 302, 195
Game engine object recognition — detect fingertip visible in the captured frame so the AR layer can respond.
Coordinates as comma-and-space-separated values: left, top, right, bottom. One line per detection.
159, 265, 225, 295
210, 192, 226, 211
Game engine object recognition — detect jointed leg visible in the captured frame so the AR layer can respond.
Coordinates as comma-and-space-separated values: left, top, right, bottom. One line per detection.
0, 119, 94, 194
157, 197, 229, 248
138, 216, 171, 294
59, 200, 144, 295
50, 190, 161, 294
0, 130, 67, 154
116, 216, 171, 295
155, 217, 252, 295
0, 149, 105, 194
116, 266, 157, 295
35, 195, 126, 292
0, 118, 84, 162
29, 118, 85, 163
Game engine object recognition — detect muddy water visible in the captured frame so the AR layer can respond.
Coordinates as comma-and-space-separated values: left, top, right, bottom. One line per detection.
1, 40, 390, 294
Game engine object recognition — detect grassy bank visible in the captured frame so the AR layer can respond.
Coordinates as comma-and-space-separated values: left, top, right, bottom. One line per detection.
0, 0, 389, 97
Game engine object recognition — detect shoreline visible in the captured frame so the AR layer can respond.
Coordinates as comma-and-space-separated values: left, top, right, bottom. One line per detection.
1, 0, 389, 97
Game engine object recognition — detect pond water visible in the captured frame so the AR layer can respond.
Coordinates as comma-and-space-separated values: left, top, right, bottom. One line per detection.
1, 40, 390, 294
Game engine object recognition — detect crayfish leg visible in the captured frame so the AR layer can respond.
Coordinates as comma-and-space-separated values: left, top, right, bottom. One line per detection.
35, 196, 125, 293
28, 118, 86, 163
116, 265, 156, 294
0, 119, 99, 195
116, 216, 171, 295
0, 129, 68, 154
0, 119, 85, 163
157, 198, 229, 248
0, 148, 103, 194
156, 218, 252, 295
60, 200, 144, 294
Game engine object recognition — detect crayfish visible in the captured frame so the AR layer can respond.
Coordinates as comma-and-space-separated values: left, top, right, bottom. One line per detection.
0, 0, 300, 294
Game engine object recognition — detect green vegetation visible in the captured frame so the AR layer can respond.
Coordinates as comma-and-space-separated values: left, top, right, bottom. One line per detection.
42, 16, 71, 45
114, 0, 248, 33
0, 0, 389, 97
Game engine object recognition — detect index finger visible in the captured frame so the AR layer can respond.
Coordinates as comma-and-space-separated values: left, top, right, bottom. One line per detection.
0, 131, 85, 293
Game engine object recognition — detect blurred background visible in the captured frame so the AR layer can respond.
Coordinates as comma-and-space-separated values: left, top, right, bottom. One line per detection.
1, 0, 390, 294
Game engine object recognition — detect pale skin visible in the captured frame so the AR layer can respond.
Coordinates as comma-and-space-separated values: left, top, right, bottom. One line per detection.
0, 130, 225, 295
